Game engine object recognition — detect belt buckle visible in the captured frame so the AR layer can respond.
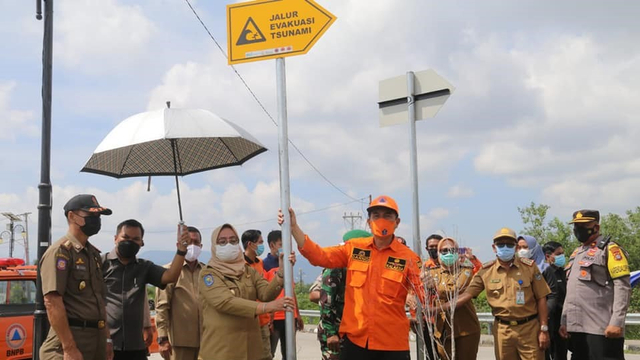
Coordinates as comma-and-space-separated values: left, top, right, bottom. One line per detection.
509, 320, 518, 326
98, 320, 105, 329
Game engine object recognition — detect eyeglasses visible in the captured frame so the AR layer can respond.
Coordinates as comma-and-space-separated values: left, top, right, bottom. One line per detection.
439, 248, 458, 255
217, 237, 239, 246
495, 243, 515, 249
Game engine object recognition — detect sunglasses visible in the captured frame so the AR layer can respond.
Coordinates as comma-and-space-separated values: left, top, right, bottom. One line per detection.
495, 243, 515, 249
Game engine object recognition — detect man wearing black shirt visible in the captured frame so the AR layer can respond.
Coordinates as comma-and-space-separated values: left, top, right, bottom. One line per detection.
542, 241, 567, 360
103, 219, 191, 360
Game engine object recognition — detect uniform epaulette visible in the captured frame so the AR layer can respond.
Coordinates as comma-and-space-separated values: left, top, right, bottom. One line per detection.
519, 257, 534, 266
62, 240, 73, 250
482, 260, 496, 269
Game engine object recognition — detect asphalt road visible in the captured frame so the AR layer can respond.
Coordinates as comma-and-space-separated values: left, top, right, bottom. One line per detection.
149, 331, 640, 359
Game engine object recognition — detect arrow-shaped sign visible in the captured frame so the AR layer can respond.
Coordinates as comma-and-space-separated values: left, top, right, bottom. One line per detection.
227, 0, 336, 65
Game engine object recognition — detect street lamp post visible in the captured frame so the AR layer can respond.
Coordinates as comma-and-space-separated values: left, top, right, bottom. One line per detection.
35, 0, 55, 358
0, 230, 10, 246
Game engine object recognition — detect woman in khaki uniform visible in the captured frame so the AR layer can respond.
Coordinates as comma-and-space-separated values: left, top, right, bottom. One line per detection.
199, 224, 294, 360
427, 237, 480, 360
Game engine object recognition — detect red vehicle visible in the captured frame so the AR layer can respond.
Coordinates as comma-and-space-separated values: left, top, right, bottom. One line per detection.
0, 258, 36, 360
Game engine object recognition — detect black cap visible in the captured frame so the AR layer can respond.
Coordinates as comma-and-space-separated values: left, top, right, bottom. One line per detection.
64, 194, 112, 216
569, 209, 599, 224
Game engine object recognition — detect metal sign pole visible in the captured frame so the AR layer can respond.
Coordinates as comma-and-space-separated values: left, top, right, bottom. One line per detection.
276, 57, 297, 360
407, 71, 425, 359
34, 0, 54, 358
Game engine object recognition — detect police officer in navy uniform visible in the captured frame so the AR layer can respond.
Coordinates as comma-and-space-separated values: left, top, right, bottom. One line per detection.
560, 209, 631, 360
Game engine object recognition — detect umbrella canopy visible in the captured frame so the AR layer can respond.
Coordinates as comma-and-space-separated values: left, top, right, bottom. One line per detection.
82, 108, 266, 178
81, 107, 267, 220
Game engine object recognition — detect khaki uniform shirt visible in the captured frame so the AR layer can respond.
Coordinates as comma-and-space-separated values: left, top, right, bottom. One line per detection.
428, 263, 480, 338
40, 233, 106, 322
199, 264, 282, 360
562, 236, 631, 335
465, 257, 550, 319
156, 262, 204, 348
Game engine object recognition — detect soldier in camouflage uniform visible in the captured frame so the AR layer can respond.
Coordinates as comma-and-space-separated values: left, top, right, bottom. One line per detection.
317, 229, 371, 360
318, 267, 346, 360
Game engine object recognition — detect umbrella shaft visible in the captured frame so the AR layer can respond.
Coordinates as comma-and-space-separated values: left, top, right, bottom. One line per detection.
171, 139, 184, 222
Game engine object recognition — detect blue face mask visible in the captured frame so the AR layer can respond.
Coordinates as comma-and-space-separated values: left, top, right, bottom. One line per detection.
277, 247, 283, 256
495, 246, 515, 262
554, 254, 566, 268
439, 253, 459, 267
256, 243, 265, 256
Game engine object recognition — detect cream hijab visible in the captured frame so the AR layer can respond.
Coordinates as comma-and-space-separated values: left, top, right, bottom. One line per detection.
207, 223, 245, 279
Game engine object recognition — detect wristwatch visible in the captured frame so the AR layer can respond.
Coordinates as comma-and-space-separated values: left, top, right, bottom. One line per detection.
540, 325, 549, 332
176, 249, 187, 256
157, 336, 169, 344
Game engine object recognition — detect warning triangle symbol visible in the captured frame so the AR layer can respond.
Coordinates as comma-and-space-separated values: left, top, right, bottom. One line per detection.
236, 17, 266, 46
11, 329, 22, 341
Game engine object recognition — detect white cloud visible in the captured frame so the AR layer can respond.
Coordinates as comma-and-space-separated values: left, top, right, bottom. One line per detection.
55, 0, 156, 72
0, 81, 36, 140
397, 207, 450, 250
466, 33, 640, 212
447, 184, 475, 198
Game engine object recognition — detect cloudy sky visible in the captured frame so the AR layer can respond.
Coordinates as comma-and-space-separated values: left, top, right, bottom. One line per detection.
1, 0, 639, 269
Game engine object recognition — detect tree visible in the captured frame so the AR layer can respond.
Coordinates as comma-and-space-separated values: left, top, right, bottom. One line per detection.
546, 217, 575, 250
518, 202, 550, 242
517, 202, 574, 249
295, 281, 319, 325
600, 208, 640, 271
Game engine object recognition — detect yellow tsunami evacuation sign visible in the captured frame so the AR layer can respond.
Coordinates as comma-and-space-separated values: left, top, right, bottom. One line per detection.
227, 0, 336, 65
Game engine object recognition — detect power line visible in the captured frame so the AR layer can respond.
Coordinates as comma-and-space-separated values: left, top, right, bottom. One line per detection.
183, 0, 359, 202
144, 196, 368, 234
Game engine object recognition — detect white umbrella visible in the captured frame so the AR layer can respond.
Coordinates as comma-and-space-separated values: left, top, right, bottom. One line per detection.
81, 104, 267, 221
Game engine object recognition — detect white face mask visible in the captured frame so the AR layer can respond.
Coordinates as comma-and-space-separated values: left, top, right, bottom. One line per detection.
185, 244, 202, 262
216, 243, 241, 262
518, 249, 532, 259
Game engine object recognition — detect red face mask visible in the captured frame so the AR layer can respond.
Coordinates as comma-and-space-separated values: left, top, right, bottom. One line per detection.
370, 218, 396, 237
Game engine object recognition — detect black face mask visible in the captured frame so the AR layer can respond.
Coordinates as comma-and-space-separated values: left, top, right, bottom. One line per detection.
117, 240, 141, 259
80, 216, 101, 237
574, 226, 596, 243
427, 248, 439, 260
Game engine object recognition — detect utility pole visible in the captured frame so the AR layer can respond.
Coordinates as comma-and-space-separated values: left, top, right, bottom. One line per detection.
298, 268, 304, 284
343, 212, 362, 230
21, 212, 31, 264
9, 221, 14, 257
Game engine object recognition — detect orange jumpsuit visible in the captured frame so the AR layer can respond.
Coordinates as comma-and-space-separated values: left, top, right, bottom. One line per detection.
299, 235, 423, 351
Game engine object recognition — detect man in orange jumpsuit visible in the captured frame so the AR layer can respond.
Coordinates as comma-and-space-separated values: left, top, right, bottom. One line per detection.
280, 195, 422, 360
